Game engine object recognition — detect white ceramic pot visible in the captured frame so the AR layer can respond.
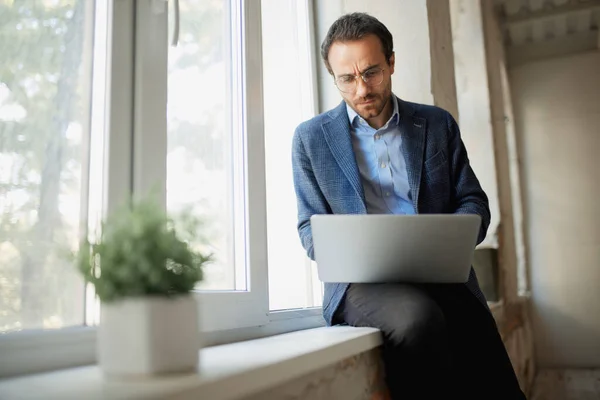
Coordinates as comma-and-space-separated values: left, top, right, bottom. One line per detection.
98, 294, 200, 378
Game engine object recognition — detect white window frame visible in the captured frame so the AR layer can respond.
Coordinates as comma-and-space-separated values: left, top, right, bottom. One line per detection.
194, 0, 272, 331
132, 0, 271, 332
0, 0, 324, 378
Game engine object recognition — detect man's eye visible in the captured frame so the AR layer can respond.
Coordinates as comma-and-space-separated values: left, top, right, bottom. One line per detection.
339, 76, 354, 84
364, 70, 378, 78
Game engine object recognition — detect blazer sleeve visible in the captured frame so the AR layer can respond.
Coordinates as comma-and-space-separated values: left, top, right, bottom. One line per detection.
446, 112, 491, 244
291, 127, 331, 260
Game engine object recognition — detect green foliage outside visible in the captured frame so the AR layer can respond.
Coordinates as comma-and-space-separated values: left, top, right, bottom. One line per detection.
0, 0, 225, 331
0, 0, 88, 332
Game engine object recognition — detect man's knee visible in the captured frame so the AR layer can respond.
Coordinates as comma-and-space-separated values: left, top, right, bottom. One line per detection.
341, 283, 448, 349
380, 287, 447, 349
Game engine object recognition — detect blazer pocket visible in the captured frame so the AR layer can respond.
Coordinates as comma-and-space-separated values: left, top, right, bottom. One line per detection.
424, 150, 447, 177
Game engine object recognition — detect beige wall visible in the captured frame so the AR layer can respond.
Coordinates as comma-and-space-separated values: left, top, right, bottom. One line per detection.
510, 51, 600, 367
314, 0, 434, 112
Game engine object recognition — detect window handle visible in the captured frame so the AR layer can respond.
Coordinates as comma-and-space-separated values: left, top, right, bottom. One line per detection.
171, 0, 180, 47
151, 0, 179, 47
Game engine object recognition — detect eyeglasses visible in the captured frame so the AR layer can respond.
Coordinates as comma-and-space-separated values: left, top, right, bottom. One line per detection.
334, 68, 385, 93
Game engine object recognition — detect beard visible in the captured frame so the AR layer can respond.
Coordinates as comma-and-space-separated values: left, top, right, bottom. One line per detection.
348, 79, 392, 123
354, 92, 390, 121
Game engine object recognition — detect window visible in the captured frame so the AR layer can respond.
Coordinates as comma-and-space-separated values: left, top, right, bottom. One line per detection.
0, 0, 133, 377
159, 0, 270, 332
167, 0, 246, 292
0, 0, 323, 377
0, 0, 103, 334
162, 0, 324, 329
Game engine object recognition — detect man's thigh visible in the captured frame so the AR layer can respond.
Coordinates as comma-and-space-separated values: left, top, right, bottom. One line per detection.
337, 283, 524, 399
337, 283, 456, 397
337, 282, 489, 335
337, 283, 448, 346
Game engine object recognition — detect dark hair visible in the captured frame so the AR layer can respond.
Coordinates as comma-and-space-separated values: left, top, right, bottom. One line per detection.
321, 12, 394, 75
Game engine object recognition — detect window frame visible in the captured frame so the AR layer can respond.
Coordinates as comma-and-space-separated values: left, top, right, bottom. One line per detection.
147, 0, 271, 332
0, 0, 325, 378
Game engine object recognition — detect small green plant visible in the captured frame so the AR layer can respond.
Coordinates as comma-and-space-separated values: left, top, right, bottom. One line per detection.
76, 196, 212, 303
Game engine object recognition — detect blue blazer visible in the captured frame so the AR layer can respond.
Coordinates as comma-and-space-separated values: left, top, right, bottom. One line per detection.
292, 97, 491, 325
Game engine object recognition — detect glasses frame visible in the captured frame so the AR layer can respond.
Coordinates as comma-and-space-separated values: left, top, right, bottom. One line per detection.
333, 68, 386, 93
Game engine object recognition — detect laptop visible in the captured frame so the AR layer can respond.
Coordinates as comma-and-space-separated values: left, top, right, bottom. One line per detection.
310, 214, 481, 284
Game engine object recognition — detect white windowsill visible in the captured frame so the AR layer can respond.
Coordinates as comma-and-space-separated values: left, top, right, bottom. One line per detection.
0, 308, 327, 378
0, 326, 382, 400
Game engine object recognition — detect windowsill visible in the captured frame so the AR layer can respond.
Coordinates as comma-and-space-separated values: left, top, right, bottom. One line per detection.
0, 326, 382, 400
0, 308, 327, 378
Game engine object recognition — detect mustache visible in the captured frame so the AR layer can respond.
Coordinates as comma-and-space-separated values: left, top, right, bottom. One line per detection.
357, 94, 378, 105
361, 94, 377, 101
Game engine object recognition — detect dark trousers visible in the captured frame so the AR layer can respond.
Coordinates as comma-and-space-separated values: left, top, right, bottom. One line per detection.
336, 283, 527, 400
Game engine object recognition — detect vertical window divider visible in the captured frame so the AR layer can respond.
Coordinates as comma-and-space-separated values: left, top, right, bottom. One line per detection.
132, 0, 168, 205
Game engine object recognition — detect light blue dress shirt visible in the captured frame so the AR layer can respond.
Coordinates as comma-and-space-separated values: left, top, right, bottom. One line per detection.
346, 95, 416, 215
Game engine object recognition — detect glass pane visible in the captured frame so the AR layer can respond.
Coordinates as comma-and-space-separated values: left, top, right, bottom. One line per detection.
262, 0, 323, 310
0, 0, 99, 332
167, 0, 244, 291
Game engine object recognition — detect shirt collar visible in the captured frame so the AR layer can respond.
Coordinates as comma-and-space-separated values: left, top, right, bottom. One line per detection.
346, 94, 399, 128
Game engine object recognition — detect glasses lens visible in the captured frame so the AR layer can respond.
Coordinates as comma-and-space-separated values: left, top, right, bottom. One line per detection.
363, 69, 383, 86
335, 79, 354, 93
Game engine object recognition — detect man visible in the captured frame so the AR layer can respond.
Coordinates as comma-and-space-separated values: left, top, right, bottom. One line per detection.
292, 12, 526, 400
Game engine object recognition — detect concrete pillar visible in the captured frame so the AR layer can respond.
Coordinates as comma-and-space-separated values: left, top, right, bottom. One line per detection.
480, 0, 529, 304
450, 0, 500, 249
426, 0, 459, 120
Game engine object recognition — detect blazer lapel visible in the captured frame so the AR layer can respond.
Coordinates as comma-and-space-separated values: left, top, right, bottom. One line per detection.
321, 102, 366, 209
398, 99, 426, 213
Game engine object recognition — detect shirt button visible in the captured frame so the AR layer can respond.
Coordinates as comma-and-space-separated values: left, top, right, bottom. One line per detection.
375, 134, 380, 140
380, 162, 387, 168
385, 192, 391, 197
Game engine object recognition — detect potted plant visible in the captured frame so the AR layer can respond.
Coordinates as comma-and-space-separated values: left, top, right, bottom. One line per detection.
76, 196, 212, 378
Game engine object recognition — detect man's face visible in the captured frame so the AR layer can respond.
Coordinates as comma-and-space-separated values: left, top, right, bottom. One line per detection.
328, 34, 395, 125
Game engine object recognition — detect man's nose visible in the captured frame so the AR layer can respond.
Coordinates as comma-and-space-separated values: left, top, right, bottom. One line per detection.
355, 77, 369, 97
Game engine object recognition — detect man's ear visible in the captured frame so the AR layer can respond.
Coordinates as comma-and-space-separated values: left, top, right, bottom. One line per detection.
388, 52, 395, 75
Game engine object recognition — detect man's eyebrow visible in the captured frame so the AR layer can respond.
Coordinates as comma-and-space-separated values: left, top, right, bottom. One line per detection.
337, 64, 381, 78
360, 64, 381, 74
